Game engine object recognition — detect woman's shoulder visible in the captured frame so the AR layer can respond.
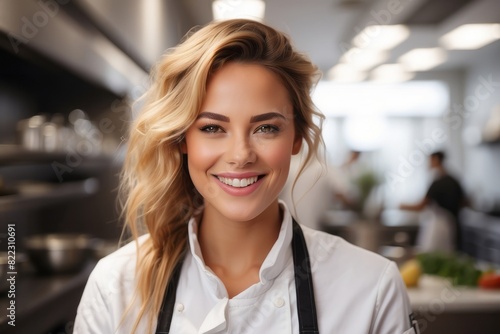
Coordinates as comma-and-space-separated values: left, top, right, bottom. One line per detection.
297, 225, 413, 333
299, 224, 394, 277
75, 235, 152, 333
91, 234, 150, 282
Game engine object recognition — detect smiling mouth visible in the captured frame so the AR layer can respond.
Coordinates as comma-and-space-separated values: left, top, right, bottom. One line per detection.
216, 176, 262, 188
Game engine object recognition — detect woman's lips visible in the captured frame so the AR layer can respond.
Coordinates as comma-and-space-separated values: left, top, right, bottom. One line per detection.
216, 175, 259, 187
212, 174, 265, 196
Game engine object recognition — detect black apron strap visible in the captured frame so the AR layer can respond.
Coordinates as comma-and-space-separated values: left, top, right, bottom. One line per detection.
155, 260, 183, 334
292, 219, 320, 334
156, 220, 319, 334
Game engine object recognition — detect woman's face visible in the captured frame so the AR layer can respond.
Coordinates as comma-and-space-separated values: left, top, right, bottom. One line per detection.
183, 62, 302, 222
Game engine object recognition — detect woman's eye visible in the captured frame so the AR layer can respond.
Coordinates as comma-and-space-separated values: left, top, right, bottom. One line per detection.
200, 124, 223, 133
255, 125, 279, 134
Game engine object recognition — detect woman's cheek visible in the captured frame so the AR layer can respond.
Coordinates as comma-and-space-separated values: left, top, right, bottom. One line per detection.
261, 138, 294, 165
186, 141, 213, 179
194, 142, 219, 161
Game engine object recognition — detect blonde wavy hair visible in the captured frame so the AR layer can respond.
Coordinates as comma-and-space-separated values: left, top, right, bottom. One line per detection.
120, 19, 324, 333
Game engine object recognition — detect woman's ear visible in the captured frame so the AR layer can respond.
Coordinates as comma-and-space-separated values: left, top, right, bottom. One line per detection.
292, 134, 302, 155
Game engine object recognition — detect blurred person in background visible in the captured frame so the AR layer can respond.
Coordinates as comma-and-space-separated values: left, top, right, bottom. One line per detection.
400, 151, 467, 252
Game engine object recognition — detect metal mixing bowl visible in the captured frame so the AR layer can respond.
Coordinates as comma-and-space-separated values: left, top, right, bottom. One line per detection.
89, 238, 119, 260
24, 234, 92, 274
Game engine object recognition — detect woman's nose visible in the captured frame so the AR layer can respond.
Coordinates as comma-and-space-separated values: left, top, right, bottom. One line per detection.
225, 135, 257, 167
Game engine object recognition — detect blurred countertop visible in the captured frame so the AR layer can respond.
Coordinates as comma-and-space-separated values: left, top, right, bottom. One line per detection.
408, 275, 500, 312
321, 208, 421, 227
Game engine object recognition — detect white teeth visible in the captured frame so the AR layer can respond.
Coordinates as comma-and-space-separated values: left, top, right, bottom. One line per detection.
217, 176, 259, 188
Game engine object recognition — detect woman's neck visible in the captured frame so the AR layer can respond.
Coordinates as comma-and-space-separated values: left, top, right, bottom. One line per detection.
197, 200, 282, 296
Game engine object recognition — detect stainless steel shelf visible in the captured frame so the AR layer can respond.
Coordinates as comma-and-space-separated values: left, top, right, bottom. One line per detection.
0, 178, 99, 213
0, 145, 115, 167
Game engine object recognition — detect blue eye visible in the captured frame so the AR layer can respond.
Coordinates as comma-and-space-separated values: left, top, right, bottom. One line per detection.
200, 124, 223, 133
255, 125, 279, 134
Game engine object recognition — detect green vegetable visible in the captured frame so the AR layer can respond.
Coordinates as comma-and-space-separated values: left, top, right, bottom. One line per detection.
416, 252, 482, 287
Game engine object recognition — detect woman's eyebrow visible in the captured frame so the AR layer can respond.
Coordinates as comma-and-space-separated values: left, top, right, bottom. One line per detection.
197, 112, 230, 122
196, 111, 287, 123
250, 112, 286, 123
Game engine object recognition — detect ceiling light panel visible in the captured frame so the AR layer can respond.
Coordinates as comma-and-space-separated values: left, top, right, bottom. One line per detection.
327, 64, 367, 82
370, 64, 414, 82
212, 0, 266, 21
339, 48, 389, 71
352, 25, 410, 50
398, 48, 447, 71
440, 24, 500, 50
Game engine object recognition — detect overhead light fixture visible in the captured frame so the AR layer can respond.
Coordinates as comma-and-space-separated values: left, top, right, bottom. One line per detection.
327, 64, 367, 82
370, 64, 414, 82
339, 48, 388, 71
440, 24, 500, 50
212, 0, 265, 22
352, 25, 410, 50
312, 81, 449, 118
398, 48, 447, 71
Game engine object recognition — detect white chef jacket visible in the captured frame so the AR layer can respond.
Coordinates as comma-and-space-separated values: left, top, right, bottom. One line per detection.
74, 201, 417, 333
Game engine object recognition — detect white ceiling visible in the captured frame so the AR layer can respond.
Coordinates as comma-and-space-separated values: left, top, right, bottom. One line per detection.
181, 0, 500, 77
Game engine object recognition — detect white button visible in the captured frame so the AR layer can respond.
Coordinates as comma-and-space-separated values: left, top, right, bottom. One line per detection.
176, 303, 185, 312
273, 297, 285, 308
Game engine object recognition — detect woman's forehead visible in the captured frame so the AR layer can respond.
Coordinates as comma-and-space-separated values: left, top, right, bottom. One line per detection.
201, 62, 293, 116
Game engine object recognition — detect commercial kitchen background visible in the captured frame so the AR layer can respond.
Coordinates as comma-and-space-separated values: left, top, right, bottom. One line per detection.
0, 0, 500, 333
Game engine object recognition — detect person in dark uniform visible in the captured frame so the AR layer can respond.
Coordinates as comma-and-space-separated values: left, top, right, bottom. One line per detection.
400, 151, 467, 252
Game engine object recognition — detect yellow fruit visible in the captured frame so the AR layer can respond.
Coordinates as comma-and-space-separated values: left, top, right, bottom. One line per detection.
400, 259, 422, 287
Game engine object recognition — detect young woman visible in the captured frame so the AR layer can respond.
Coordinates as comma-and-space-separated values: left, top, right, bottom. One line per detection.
75, 19, 417, 334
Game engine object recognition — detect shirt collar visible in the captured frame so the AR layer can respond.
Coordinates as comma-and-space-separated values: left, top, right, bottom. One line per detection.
187, 200, 294, 285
